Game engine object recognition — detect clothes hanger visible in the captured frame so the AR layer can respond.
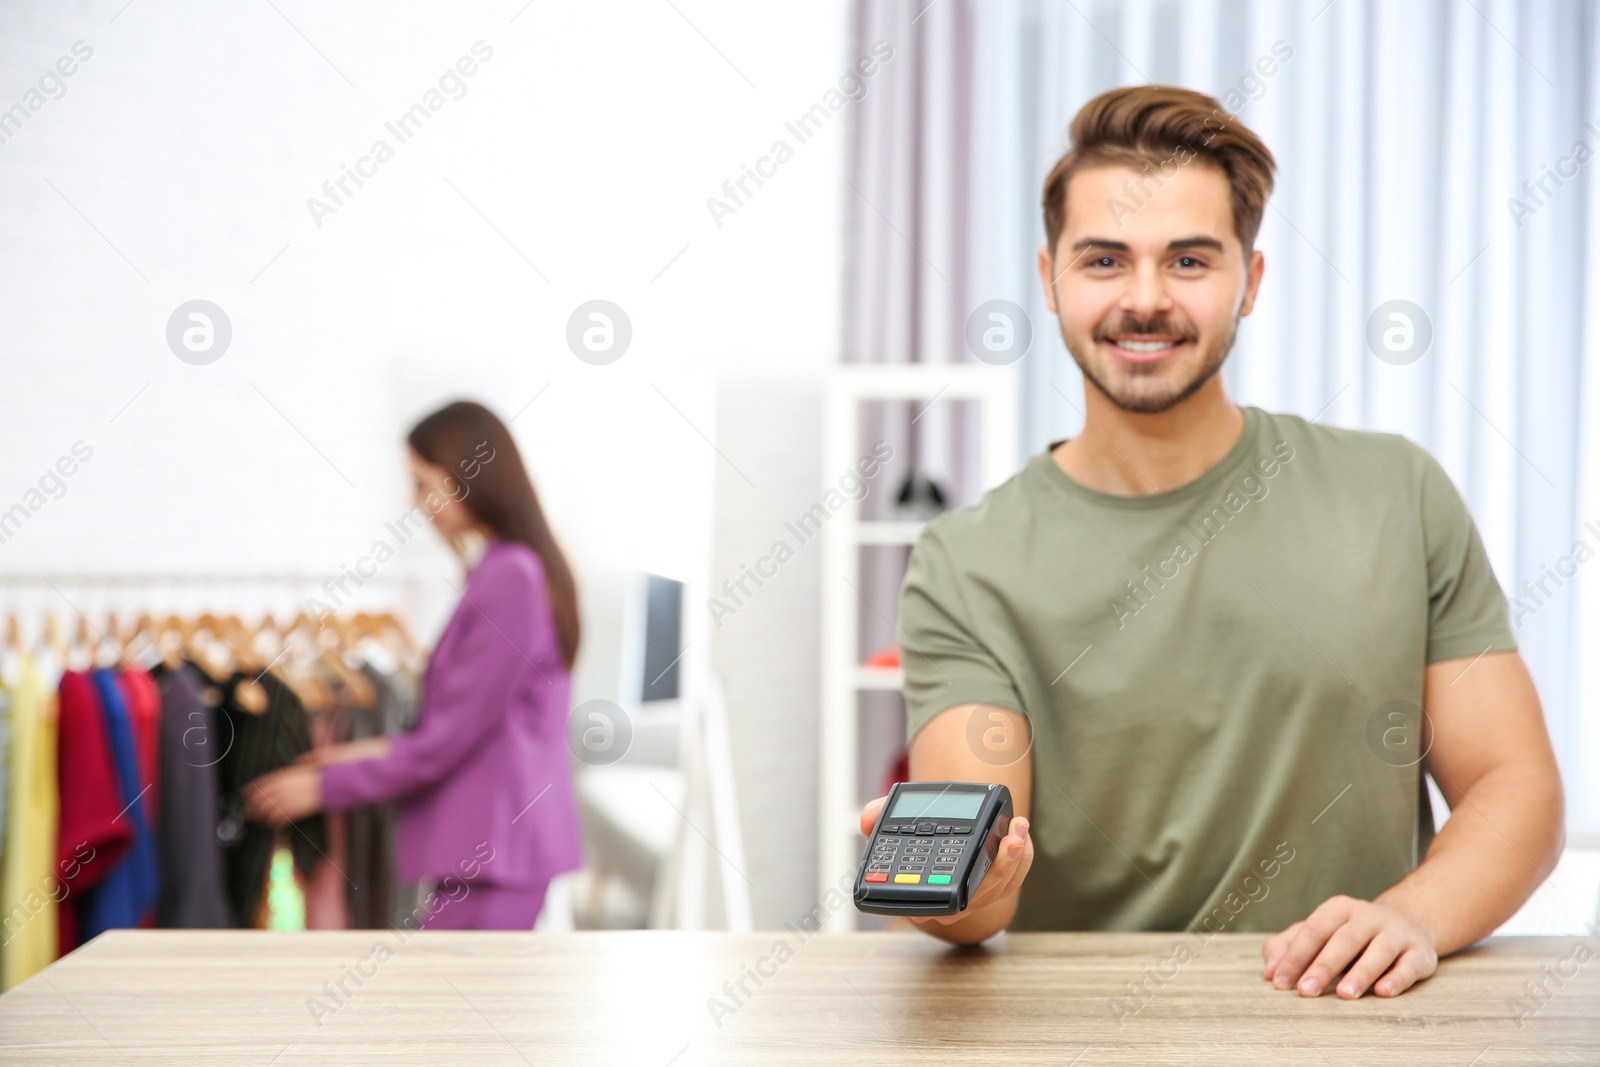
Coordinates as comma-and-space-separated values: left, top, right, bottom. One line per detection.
253, 613, 325, 711
312, 614, 375, 709
100, 611, 122, 669
121, 612, 153, 665
150, 614, 187, 671
375, 611, 422, 670
187, 613, 237, 684
42, 612, 66, 666
69, 614, 93, 672
266, 613, 323, 713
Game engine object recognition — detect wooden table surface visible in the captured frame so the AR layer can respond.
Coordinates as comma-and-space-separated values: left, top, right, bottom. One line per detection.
1, 930, 1595, 1064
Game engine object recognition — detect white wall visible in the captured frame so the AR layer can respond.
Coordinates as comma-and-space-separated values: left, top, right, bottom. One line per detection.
0, 0, 850, 925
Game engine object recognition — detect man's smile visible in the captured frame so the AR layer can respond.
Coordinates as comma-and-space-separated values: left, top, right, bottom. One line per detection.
1103, 335, 1188, 363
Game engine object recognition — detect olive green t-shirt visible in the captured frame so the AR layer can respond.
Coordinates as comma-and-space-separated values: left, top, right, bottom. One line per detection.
900, 406, 1516, 934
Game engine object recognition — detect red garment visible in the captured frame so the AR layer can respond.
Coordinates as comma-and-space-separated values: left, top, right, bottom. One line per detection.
116, 668, 163, 815
56, 670, 136, 954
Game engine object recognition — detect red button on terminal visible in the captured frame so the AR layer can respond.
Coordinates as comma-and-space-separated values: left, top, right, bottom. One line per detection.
864, 872, 889, 883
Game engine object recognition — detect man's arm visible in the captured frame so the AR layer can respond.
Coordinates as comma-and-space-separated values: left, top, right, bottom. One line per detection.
859, 702, 1035, 945
1264, 650, 1565, 997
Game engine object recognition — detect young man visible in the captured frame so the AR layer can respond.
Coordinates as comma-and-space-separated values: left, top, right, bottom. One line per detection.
860, 85, 1563, 1000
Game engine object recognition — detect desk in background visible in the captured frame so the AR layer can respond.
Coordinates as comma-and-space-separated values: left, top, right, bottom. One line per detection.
1, 930, 1595, 1064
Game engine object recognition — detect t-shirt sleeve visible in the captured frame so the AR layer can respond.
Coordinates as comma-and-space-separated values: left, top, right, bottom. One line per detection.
899, 526, 1024, 743
1413, 444, 1517, 662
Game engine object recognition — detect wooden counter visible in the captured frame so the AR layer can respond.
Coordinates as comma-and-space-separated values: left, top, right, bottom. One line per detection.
1, 930, 1595, 1064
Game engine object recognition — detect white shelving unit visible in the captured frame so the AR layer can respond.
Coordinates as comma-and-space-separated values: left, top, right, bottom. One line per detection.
818, 363, 1019, 930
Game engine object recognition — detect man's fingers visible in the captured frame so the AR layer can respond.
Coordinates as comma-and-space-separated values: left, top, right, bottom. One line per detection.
1373, 946, 1437, 998
922, 819, 1032, 925
1332, 931, 1404, 999
859, 797, 887, 837
1297, 919, 1381, 997
1271, 897, 1355, 989
876, 810, 1031, 927
1262, 922, 1304, 978
958, 818, 1032, 916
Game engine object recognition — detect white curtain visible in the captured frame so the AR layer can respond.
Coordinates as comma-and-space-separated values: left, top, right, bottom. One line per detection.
844, 0, 1600, 835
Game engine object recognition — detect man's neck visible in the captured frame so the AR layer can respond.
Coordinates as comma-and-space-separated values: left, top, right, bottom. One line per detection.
1051, 378, 1245, 496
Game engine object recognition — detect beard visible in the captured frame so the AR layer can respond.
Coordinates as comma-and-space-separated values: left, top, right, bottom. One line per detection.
1062, 309, 1240, 415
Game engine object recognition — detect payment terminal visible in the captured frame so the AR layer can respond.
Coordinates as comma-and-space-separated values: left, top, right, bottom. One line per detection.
853, 781, 1013, 916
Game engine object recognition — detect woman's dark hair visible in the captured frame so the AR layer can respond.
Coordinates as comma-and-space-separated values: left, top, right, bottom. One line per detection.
408, 401, 580, 670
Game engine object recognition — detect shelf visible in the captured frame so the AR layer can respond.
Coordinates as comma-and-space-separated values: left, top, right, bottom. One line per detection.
854, 666, 904, 690
819, 363, 1019, 931
855, 521, 925, 545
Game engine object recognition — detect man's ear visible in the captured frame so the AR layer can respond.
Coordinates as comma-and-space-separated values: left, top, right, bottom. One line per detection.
1036, 246, 1059, 314
1239, 248, 1266, 317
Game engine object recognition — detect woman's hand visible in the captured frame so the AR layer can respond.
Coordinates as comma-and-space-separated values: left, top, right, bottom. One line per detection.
297, 737, 393, 767
244, 765, 322, 827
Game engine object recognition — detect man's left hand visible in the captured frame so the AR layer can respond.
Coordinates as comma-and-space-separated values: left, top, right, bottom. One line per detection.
1262, 895, 1439, 998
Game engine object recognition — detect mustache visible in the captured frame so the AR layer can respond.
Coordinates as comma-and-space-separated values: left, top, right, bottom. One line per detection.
1094, 315, 1198, 343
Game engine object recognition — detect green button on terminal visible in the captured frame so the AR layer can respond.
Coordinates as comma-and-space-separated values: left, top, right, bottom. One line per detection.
927, 874, 952, 885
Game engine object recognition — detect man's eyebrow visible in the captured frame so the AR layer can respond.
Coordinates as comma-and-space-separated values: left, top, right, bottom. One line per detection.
1067, 236, 1226, 254
1069, 238, 1129, 253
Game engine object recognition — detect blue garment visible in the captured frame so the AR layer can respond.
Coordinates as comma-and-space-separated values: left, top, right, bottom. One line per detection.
80, 669, 159, 939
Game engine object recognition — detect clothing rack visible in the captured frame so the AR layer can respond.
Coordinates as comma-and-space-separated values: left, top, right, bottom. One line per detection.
0, 572, 428, 644
0, 601, 425, 991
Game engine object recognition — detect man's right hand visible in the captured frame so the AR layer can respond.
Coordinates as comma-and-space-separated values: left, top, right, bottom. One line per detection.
858, 795, 1034, 931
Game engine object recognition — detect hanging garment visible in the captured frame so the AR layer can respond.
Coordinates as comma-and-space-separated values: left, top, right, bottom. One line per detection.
117, 668, 162, 818
150, 662, 230, 929
54, 671, 134, 954
215, 669, 326, 929
303, 682, 351, 932
373, 661, 424, 931
341, 664, 406, 929
1, 657, 61, 989
0, 679, 11, 867
77, 670, 160, 941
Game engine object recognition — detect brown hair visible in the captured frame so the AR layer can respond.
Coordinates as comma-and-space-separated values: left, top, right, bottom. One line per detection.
1042, 85, 1277, 257
408, 401, 581, 671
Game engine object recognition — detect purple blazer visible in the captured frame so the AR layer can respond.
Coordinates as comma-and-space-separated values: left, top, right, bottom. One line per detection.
321, 539, 582, 891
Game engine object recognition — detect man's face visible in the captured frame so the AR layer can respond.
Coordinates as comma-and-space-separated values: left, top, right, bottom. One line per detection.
1037, 161, 1264, 415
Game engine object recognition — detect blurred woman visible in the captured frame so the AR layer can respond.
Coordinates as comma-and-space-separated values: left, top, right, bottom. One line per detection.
246, 400, 582, 929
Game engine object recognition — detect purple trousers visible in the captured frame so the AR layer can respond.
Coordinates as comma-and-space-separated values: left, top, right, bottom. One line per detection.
413, 879, 551, 931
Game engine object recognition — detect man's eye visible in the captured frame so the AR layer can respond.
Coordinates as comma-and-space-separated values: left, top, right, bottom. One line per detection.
1092, 256, 1118, 268
1176, 256, 1203, 269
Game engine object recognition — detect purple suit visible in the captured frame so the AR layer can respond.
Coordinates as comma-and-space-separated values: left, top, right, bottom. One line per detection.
321, 540, 582, 906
